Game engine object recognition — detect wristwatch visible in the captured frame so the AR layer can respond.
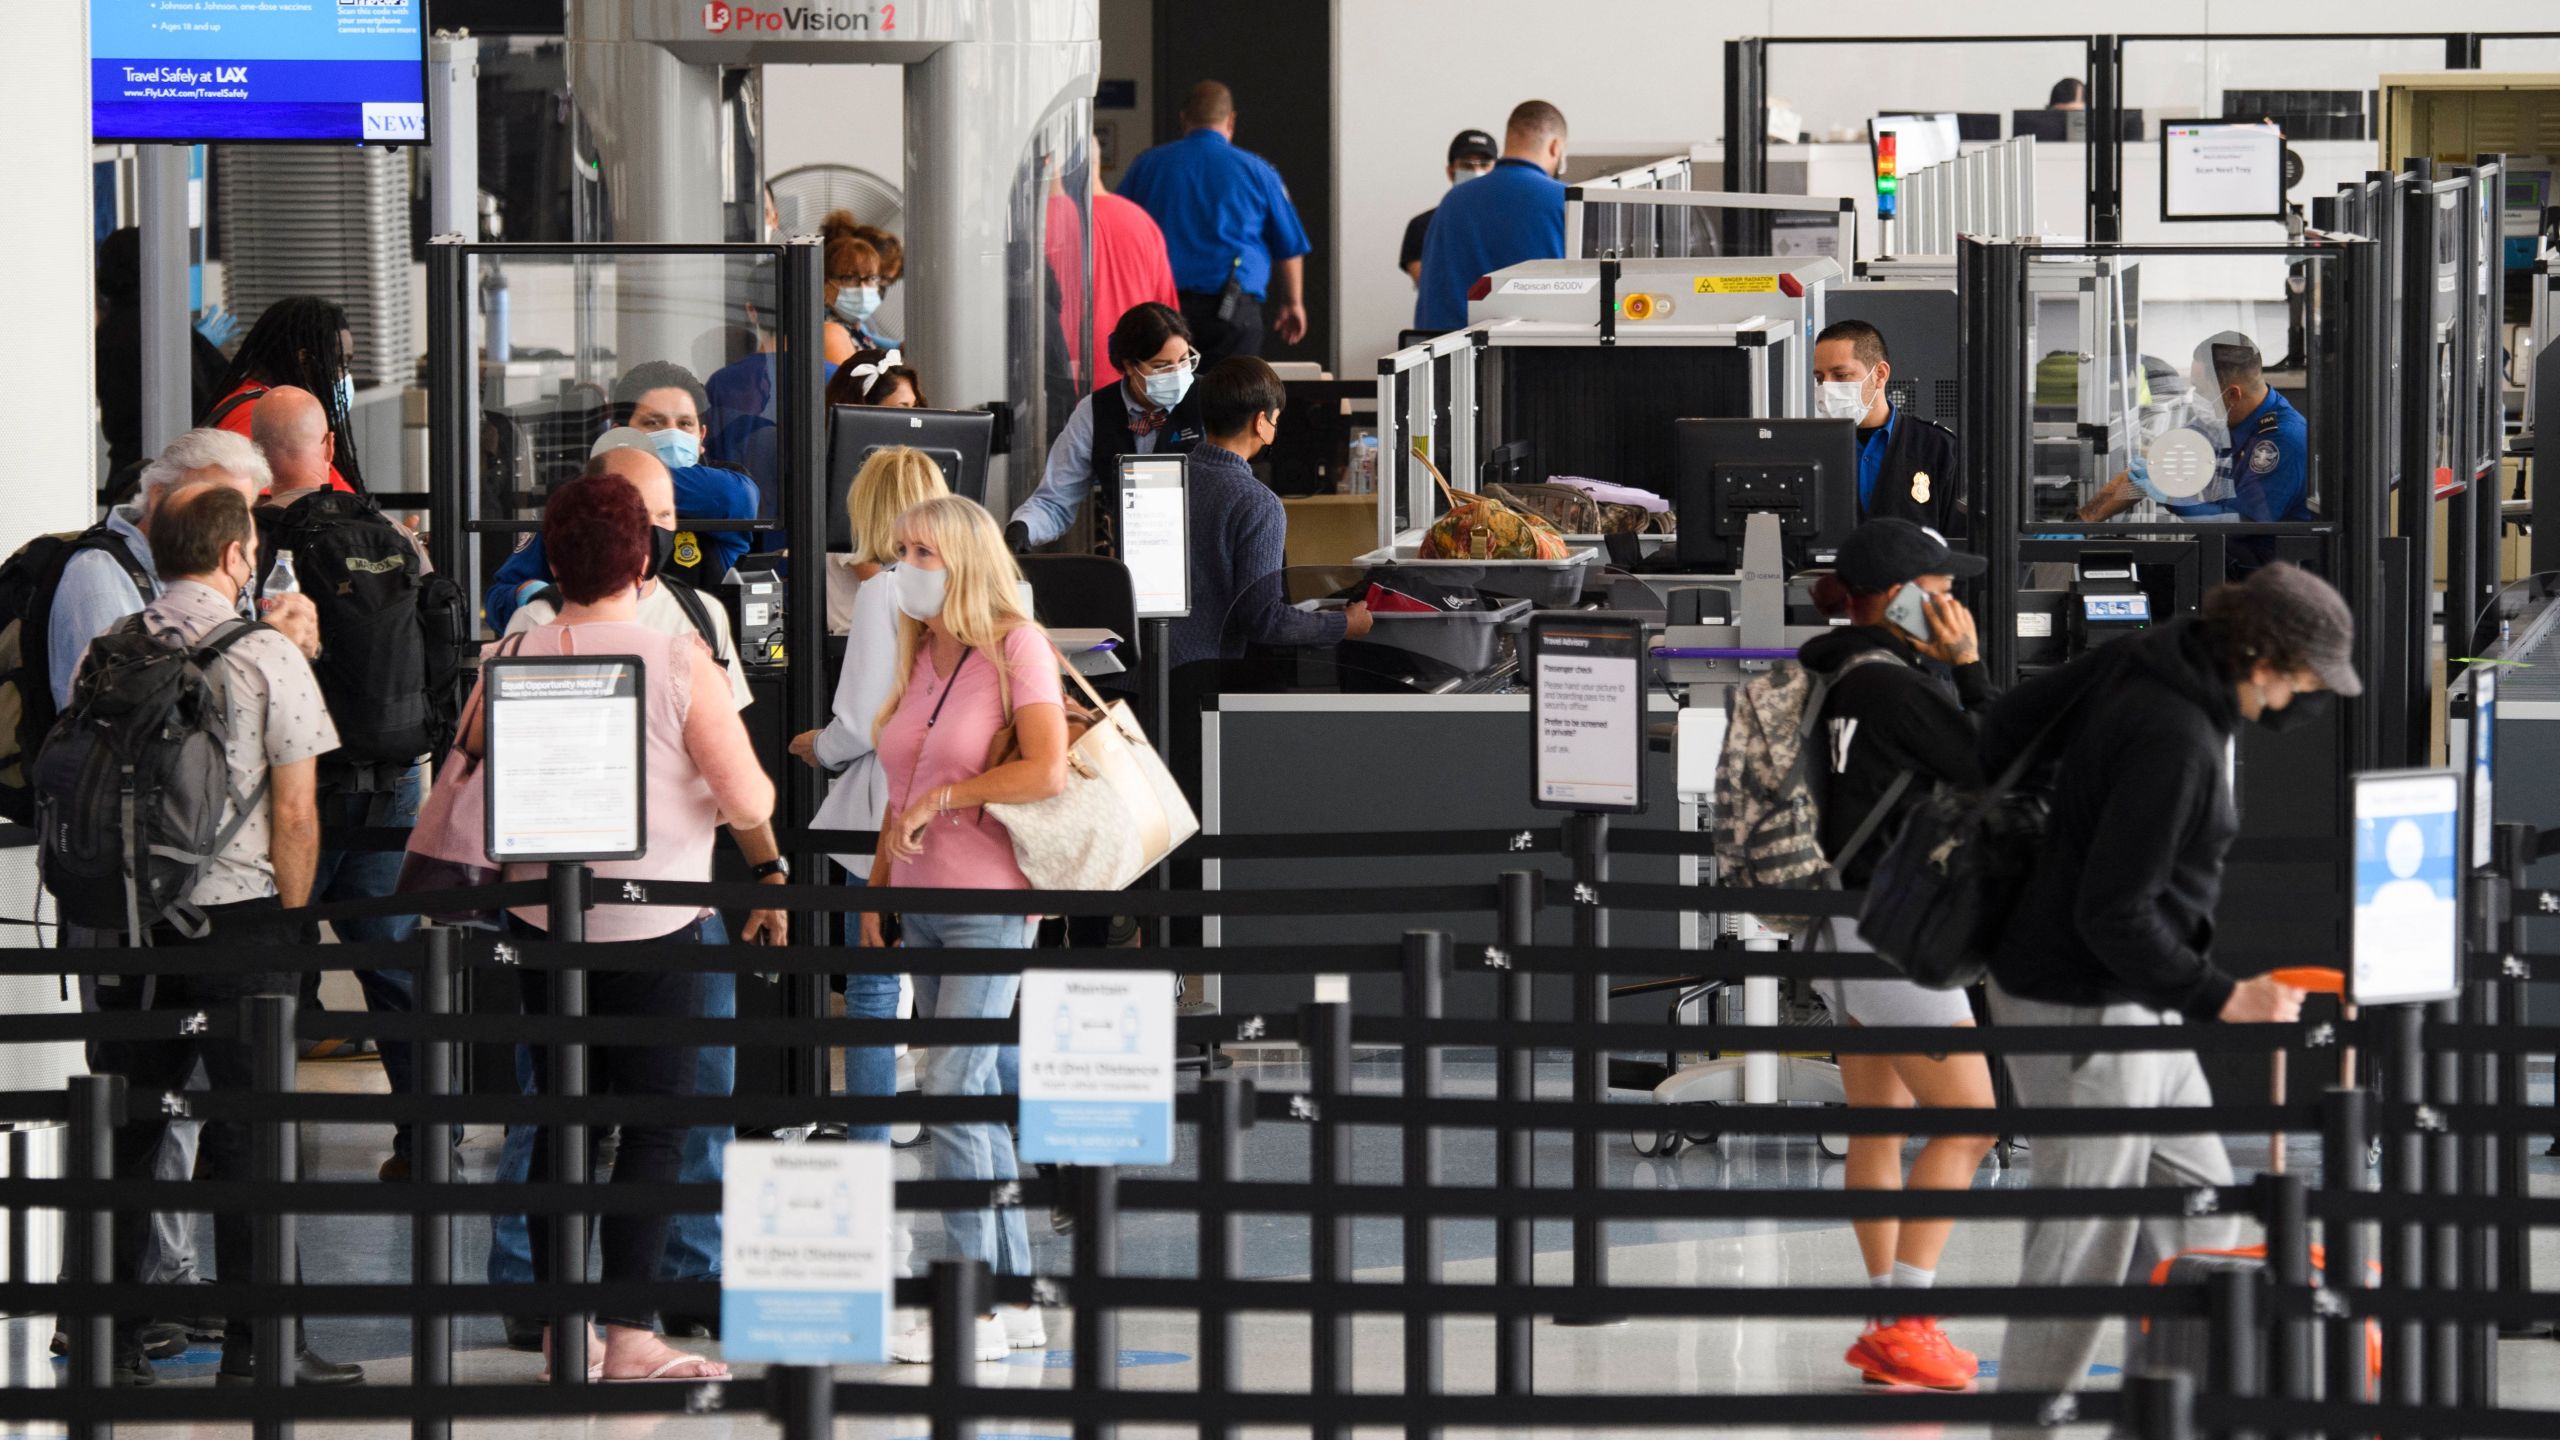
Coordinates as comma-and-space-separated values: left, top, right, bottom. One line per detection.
750, 857, 792, 882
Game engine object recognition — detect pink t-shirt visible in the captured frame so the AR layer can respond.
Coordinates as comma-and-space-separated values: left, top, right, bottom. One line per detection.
877, 625, 1063, 891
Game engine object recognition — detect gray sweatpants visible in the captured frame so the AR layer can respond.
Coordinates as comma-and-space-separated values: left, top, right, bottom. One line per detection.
1988, 983, 2238, 1437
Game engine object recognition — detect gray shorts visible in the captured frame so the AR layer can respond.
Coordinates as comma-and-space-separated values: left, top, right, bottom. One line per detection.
1811, 918, 1975, 1028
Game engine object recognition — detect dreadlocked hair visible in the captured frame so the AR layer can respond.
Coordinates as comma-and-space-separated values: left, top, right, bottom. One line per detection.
212, 295, 364, 491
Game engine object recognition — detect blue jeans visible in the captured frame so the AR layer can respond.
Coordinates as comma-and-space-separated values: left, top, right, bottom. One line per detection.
905, 911, 1034, 1277
490, 910, 732, 1289
840, 880, 900, 1144
311, 768, 423, 1151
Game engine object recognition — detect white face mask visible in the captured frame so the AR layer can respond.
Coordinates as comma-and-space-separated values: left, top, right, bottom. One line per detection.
893, 562, 948, 621
1815, 377, 1872, 422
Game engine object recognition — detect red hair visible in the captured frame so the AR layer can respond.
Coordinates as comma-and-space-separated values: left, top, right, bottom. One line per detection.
543, 472, 651, 604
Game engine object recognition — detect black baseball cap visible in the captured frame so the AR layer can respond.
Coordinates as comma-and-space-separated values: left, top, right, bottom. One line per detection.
1448, 129, 1499, 165
1836, 518, 1987, 594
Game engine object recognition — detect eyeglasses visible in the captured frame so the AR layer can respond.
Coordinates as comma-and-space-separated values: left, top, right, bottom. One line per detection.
1129, 352, 1200, 378
828, 274, 883, 288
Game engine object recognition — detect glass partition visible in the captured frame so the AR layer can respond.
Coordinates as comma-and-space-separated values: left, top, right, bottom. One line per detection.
1765, 38, 2091, 148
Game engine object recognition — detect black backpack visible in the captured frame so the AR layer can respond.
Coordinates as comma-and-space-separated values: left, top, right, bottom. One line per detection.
0, 526, 152, 825
258, 492, 469, 774
35, 616, 268, 940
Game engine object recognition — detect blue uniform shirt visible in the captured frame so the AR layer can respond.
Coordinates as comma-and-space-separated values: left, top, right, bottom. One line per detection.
1414, 158, 1568, 332
1856, 407, 1899, 513
2167, 387, 2312, 523
1115, 129, 1311, 299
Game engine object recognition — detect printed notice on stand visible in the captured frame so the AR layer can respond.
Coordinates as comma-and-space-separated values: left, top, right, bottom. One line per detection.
1117, 454, 1192, 619
1529, 614, 1648, 813
719, 1141, 894, 1364
1018, 969, 1175, 1166
482, 656, 647, 862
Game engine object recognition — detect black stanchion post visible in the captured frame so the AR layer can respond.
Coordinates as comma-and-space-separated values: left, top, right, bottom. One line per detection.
929, 1258, 988, 1440
1072, 1165, 1121, 1440
65, 1073, 121, 1440
2320, 1086, 2372, 1407
2427, 995, 2462, 1412
2126, 1369, 2197, 1440
547, 860, 591, 1388
2456, 972, 2496, 1408
2205, 1264, 2262, 1440
1197, 1077, 1252, 1440
1494, 870, 1537, 1395
2382, 1003, 2426, 1408
246, 993, 298, 1437
1557, 810, 1620, 1326
769, 1362, 836, 1440
2263, 1171, 2314, 1436
1401, 930, 1449, 1439
1144, 615, 1172, 951
414, 928, 458, 1440
1303, 999, 1354, 1440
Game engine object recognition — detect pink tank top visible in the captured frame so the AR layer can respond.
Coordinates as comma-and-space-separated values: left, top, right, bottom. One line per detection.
501, 621, 720, 941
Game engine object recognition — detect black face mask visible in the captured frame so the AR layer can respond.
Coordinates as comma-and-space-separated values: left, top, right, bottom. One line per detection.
645, 525, 678, 580
2253, 687, 2334, 734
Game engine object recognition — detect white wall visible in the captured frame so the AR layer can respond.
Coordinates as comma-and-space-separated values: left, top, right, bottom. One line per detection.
1096, 0, 1152, 183
0, 0, 92, 1065
1331, 0, 2560, 373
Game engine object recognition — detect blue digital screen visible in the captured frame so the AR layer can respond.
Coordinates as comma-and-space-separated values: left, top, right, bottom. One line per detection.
92, 0, 426, 145
2080, 593, 2150, 622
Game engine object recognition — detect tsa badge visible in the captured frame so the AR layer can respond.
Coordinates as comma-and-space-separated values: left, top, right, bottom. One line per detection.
1910, 470, 1932, 504
2247, 438, 2281, 475
674, 530, 703, 568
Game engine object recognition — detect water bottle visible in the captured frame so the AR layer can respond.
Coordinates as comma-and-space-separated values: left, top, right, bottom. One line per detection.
260, 549, 299, 615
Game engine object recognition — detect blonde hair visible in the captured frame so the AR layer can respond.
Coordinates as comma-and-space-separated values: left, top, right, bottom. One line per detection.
845, 446, 949, 567
872, 496, 1038, 742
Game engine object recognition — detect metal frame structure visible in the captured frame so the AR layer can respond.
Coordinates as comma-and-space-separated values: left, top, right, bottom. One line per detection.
1572, 188, 1859, 268
1899, 135, 2040, 253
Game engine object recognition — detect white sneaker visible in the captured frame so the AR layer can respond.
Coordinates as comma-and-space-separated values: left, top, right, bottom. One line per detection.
1000, 1305, 1048, 1351
889, 1314, 1008, 1365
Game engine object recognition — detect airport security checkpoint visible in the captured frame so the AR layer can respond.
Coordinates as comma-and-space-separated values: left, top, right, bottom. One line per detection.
16, 5, 2560, 1437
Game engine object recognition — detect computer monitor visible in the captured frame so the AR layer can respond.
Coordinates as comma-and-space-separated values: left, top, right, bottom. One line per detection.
2159, 119, 2288, 223
1670, 418, 1860, 572
825, 405, 996, 549
2010, 109, 2145, 143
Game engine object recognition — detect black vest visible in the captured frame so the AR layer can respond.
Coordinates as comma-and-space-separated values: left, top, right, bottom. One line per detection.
1086, 382, 1204, 557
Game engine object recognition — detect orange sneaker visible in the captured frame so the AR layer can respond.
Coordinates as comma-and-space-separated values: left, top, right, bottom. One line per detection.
1913, 1316, 1979, 1378
1845, 1319, 1974, 1390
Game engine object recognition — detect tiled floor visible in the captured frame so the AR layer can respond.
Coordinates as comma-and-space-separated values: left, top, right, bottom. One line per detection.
7, 1049, 2558, 1438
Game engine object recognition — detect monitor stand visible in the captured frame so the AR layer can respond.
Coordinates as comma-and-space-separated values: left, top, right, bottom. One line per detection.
1735, 509, 1787, 652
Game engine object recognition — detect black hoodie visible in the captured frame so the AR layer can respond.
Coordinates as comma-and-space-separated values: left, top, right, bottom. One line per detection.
1979, 618, 2242, 1022
1797, 625, 1992, 889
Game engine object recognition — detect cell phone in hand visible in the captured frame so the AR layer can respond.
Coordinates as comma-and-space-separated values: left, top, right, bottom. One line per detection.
1884, 584, 1933, 643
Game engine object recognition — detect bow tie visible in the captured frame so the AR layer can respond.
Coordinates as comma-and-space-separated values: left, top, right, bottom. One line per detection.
1129, 407, 1172, 438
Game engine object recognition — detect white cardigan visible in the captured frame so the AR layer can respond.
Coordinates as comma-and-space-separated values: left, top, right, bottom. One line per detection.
809, 567, 903, 874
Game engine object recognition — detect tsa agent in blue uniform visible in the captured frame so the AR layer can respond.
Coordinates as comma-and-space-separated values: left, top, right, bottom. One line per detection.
2078, 332, 2312, 526
1115, 81, 1311, 364
1006, 302, 1206, 557
1414, 101, 1571, 333
1813, 318, 1962, 535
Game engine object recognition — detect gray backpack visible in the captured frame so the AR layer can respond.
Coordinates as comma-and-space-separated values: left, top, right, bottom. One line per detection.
1711, 650, 1907, 939
34, 616, 269, 940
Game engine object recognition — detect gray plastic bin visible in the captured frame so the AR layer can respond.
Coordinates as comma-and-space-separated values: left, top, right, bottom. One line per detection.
1307, 597, 1535, 674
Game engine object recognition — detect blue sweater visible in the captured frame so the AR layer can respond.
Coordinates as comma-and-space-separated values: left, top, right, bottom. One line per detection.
1167, 443, 1346, 668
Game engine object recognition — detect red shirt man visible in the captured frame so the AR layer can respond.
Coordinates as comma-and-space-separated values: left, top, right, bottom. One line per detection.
1047, 175, 1181, 391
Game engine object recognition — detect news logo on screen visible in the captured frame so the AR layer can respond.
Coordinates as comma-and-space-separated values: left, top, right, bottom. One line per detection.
92, 0, 427, 146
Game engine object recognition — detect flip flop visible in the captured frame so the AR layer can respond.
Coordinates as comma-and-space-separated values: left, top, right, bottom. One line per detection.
603, 1354, 730, 1383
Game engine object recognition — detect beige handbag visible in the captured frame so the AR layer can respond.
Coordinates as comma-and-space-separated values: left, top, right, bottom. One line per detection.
984, 650, 1198, 891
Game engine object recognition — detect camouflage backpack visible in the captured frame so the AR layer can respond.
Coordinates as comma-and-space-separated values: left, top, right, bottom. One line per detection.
1711, 652, 1908, 938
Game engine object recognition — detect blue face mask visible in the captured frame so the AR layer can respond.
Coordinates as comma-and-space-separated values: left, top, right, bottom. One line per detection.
1140, 368, 1193, 411
334, 372, 355, 417
649, 427, 701, 471
833, 285, 882, 326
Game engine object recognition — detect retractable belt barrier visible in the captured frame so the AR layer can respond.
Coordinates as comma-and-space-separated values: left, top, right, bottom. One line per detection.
6, 820, 2553, 1440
